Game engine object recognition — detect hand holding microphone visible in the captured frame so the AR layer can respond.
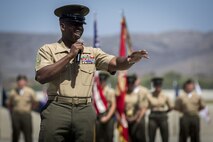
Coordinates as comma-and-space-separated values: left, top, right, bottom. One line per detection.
75, 39, 84, 63
69, 39, 84, 64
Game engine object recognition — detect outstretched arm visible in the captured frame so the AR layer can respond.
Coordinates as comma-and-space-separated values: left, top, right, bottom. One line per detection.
108, 50, 149, 72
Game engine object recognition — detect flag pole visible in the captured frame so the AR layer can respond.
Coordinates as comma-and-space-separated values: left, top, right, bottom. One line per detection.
0, 75, 2, 139
93, 12, 97, 48
93, 12, 100, 48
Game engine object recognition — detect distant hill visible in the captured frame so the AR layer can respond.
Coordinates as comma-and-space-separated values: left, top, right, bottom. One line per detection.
0, 31, 213, 80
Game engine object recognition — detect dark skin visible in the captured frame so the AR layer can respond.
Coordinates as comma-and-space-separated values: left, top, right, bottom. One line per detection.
35, 20, 149, 84
35, 20, 85, 84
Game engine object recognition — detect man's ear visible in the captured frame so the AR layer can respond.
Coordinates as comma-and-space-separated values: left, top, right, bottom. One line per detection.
60, 22, 65, 31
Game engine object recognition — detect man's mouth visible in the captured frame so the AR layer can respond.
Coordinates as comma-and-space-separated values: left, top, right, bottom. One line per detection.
75, 30, 82, 36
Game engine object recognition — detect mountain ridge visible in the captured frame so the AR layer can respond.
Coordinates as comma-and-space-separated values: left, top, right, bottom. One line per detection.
0, 31, 212, 80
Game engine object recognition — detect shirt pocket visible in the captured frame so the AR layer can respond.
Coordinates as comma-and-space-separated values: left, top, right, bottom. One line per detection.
80, 65, 95, 86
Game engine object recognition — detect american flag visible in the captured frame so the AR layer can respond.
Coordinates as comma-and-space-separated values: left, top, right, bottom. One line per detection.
92, 13, 108, 115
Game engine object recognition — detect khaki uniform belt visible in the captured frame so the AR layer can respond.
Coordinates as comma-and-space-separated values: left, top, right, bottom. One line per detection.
48, 95, 92, 105
151, 111, 167, 114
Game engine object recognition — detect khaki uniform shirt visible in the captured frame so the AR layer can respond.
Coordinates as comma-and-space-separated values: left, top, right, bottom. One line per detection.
35, 40, 115, 99
149, 91, 173, 112
175, 91, 205, 115
103, 85, 115, 106
7, 86, 37, 112
125, 86, 149, 117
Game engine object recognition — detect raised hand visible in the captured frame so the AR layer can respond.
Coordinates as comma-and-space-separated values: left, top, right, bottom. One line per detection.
69, 40, 84, 58
127, 50, 149, 64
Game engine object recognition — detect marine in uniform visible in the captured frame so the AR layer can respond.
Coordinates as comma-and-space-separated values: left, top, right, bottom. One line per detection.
175, 79, 205, 142
6, 75, 38, 142
35, 4, 149, 142
148, 78, 173, 142
124, 74, 149, 142
96, 72, 116, 142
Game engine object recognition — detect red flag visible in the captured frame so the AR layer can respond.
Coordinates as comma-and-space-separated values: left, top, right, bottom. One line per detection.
119, 17, 127, 57
116, 17, 127, 114
116, 15, 129, 142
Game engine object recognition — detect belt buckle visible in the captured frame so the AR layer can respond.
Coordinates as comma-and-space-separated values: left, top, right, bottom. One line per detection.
72, 98, 79, 105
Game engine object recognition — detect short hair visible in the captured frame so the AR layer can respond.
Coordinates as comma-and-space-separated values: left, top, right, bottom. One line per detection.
183, 79, 194, 90
16, 75, 28, 82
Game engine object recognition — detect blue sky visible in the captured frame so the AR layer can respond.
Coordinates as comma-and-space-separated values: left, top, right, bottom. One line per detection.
0, 0, 213, 36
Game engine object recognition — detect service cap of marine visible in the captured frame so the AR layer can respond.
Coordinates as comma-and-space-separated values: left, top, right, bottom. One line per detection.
54, 4, 89, 24
151, 77, 163, 87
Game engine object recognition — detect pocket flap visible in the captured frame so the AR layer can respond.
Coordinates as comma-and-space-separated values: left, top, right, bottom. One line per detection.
80, 66, 95, 74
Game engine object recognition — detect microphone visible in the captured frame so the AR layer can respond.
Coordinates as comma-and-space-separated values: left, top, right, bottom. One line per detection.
76, 50, 82, 63
75, 39, 84, 64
